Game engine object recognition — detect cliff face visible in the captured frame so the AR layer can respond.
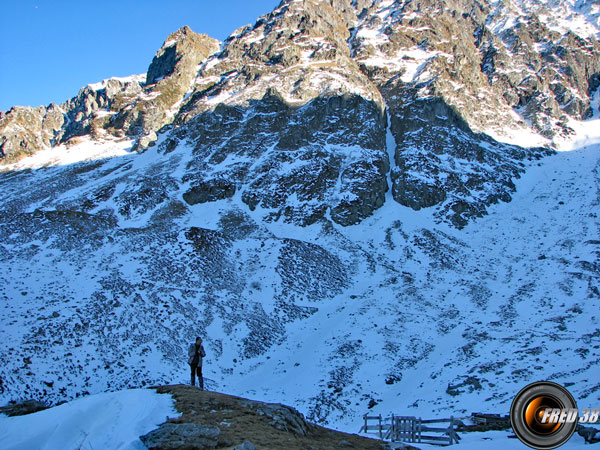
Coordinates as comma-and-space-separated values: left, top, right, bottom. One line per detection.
1, 0, 600, 431
3, 0, 595, 226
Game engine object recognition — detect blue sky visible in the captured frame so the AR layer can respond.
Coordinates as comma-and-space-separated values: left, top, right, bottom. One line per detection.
0, 1, 280, 112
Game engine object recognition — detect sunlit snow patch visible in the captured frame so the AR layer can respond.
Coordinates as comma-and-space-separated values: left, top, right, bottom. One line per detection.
555, 88, 600, 151
87, 74, 146, 92
0, 138, 134, 172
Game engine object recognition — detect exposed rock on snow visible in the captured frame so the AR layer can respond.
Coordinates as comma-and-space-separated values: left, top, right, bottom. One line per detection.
5, 0, 597, 224
0, 399, 48, 417
139, 422, 221, 450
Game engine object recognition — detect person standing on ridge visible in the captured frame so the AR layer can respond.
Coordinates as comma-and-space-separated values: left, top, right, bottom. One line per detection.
188, 336, 206, 389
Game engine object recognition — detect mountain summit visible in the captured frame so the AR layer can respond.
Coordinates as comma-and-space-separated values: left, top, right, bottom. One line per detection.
1, 0, 599, 431
3, 0, 599, 226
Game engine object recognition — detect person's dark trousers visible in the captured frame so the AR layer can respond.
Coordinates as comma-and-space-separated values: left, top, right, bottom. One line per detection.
190, 364, 204, 389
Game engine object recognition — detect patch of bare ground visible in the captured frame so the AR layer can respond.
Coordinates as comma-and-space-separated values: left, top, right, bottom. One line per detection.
152, 385, 398, 450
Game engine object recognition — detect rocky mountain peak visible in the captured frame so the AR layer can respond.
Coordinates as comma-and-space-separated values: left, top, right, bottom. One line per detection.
146, 25, 220, 85
4, 0, 598, 226
174, 0, 381, 121
0, 26, 220, 161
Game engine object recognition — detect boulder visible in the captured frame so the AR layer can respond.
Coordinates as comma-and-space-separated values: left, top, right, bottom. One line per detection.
238, 399, 313, 436
183, 178, 236, 205
139, 422, 220, 450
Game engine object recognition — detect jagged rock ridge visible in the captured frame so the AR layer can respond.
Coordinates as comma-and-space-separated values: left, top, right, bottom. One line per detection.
0, 27, 219, 159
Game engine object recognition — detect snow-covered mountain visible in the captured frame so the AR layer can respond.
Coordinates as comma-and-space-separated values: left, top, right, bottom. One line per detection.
1, 0, 599, 433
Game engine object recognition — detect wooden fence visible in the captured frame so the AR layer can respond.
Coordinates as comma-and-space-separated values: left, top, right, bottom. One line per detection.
360, 414, 461, 446
359, 415, 391, 440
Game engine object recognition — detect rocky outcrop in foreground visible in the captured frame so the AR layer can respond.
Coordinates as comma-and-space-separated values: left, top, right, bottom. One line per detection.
0, 400, 48, 417
145, 385, 392, 450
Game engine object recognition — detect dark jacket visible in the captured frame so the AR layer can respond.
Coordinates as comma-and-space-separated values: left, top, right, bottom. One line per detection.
188, 343, 206, 366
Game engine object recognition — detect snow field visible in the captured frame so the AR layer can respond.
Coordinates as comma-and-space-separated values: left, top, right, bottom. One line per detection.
0, 389, 179, 450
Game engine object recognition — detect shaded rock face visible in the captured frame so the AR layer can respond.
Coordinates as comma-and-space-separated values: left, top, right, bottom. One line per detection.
171, 92, 388, 226
345, 0, 594, 224
153, 0, 568, 227
386, 90, 552, 227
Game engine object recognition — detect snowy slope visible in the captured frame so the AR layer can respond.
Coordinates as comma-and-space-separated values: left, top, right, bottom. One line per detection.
395, 430, 593, 449
513, 0, 600, 39
0, 389, 178, 450
0, 0, 600, 441
0, 108, 599, 433
223, 127, 600, 431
